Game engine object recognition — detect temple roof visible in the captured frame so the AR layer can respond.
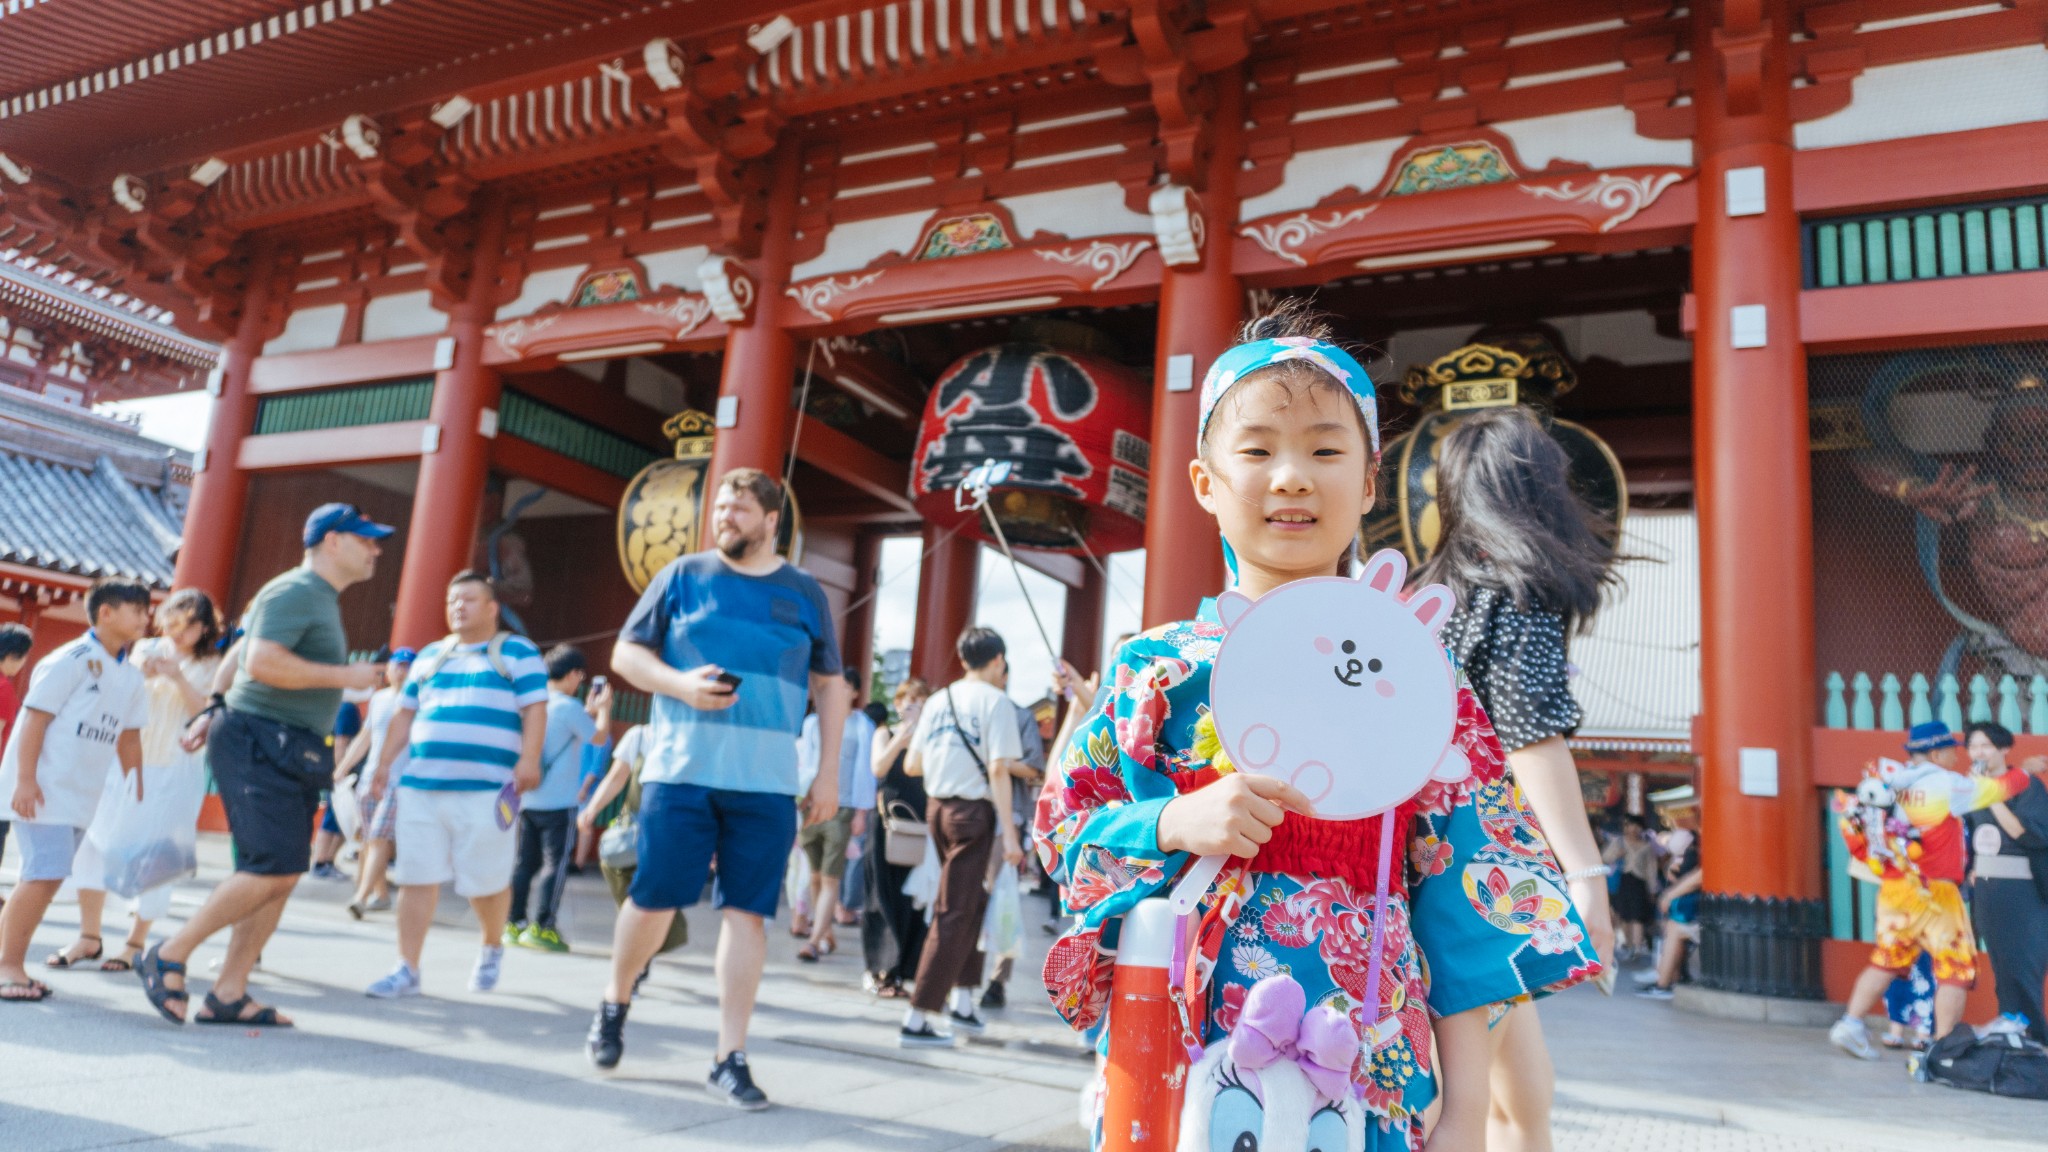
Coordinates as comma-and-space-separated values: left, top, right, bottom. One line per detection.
0, 260, 217, 367
0, 385, 189, 588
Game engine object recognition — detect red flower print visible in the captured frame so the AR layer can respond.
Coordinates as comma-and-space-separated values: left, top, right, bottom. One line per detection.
1061, 763, 1130, 809
1212, 980, 1248, 1033
1261, 902, 1313, 948
1565, 961, 1603, 986
1408, 834, 1452, 878
1043, 928, 1114, 1029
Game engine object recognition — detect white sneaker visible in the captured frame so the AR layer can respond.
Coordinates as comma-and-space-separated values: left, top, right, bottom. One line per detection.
1979, 1013, 2030, 1039
1631, 968, 1662, 985
1829, 1016, 1879, 1060
470, 945, 505, 992
367, 962, 421, 999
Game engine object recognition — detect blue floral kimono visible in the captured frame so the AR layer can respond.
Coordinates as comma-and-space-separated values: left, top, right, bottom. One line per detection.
1035, 607, 1598, 1150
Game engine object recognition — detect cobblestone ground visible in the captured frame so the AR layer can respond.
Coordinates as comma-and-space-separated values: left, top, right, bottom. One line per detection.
3, 837, 2041, 1151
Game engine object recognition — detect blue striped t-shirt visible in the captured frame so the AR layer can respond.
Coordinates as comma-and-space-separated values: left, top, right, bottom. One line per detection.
399, 634, 550, 791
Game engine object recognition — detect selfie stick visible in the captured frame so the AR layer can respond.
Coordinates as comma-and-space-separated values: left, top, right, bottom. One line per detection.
956, 460, 1061, 666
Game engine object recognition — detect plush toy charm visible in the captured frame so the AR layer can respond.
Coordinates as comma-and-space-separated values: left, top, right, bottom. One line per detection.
1178, 975, 1367, 1152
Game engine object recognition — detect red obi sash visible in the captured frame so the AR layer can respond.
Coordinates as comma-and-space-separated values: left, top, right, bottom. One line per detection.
1249, 805, 1414, 900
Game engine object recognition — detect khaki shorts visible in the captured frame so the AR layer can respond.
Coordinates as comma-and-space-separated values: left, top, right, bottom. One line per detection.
797, 806, 857, 879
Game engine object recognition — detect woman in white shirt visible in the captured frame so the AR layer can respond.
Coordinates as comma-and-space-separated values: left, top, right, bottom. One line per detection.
48, 590, 222, 972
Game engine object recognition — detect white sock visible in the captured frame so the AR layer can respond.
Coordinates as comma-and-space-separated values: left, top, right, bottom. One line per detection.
952, 987, 977, 1015
904, 1008, 928, 1030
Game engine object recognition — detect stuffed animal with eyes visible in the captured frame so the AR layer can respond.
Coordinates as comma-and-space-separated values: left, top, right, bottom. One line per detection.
1178, 975, 1367, 1152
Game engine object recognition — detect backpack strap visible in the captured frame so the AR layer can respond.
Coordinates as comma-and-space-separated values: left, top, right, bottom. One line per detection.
417, 631, 518, 686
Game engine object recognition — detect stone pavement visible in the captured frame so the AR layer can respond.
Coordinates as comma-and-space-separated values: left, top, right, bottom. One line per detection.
3, 836, 2043, 1151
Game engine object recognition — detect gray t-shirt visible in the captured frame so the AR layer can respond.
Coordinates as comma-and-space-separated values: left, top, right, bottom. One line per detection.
225, 566, 348, 734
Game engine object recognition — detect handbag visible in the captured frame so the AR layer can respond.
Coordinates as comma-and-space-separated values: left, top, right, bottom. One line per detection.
883, 798, 930, 868
599, 814, 639, 871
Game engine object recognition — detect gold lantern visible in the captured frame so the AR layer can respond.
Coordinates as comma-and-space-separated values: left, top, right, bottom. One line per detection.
618, 410, 715, 593
1363, 325, 1626, 563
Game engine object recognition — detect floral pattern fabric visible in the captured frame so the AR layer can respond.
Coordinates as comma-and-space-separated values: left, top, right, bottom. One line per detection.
1035, 605, 1597, 1148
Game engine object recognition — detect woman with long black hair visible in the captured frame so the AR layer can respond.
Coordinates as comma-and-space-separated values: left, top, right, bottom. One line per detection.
1413, 405, 1620, 1152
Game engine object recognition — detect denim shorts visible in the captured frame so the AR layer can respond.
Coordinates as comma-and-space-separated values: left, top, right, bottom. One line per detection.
14, 822, 86, 882
629, 782, 797, 919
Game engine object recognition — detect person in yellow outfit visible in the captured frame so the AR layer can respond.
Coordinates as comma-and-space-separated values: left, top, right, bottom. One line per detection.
1829, 721, 2029, 1059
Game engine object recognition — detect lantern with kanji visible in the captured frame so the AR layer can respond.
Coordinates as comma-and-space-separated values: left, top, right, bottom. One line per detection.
1363, 324, 1626, 562
911, 340, 1151, 553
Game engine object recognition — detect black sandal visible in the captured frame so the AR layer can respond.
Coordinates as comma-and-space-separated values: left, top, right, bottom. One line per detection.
45, 935, 101, 970
196, 991, 291, 1028
101, 934, 148, 973
1, 979, 52, 1002
136, 943, 189, 1024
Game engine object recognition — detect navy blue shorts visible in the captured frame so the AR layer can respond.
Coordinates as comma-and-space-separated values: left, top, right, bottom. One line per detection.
629, 782, 797, 919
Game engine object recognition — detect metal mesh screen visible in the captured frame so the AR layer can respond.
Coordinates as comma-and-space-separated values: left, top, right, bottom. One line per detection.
1810, 341, 2048, 736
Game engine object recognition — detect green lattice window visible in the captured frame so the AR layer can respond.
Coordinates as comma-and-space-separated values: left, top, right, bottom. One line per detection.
253, 377, 435, 435
1805, 196, 2048, 288
499, 390, 660, 479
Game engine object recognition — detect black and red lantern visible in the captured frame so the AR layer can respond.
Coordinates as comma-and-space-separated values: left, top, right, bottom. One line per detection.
911, 342, 1152, 553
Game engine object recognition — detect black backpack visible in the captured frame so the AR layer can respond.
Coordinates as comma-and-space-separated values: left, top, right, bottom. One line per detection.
1921, 1027, 2048, 1099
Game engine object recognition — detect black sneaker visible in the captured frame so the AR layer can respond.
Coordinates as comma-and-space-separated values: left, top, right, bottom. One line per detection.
707, 1050, 770, 1110
948, 1008, 988, 1035
899, 1021, 956, 1048
978, 982, 1006, 1011
587, 1001, 629, 1069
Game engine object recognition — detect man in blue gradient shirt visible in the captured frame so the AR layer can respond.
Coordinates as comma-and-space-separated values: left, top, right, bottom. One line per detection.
589, 467, 849, 1112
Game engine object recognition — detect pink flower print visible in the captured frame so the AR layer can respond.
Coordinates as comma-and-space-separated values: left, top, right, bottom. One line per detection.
1409, 834, 1452, 878
1213, 980, 1249, 1034
1528, 917, 1585, 956
1261, 902, 1313, 948
1061, 763, 1130, 810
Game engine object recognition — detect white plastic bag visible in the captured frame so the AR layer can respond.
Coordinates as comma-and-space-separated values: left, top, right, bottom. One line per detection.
329, 784, 362, 842
784, 842, 813, 920
903, 834, 940, 917
94, 764, 205, 900
981, 864, 1022, 960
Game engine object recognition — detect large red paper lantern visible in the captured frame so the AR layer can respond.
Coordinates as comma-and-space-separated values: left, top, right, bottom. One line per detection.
911, 342, 1152, 554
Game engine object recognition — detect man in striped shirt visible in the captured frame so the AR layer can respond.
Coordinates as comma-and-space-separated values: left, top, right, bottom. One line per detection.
364, 571, 548, 999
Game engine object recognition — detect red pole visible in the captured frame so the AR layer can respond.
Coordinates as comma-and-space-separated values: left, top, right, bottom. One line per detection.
1062, 565, 1107, 678
708, 142, 804, 485
842, 530, 882, 700
1692, 0, 1820, 903
390, 200, 509, 648
173, 241, 279, 607
911, 526, 979, 686
1142, 77, 1242, 629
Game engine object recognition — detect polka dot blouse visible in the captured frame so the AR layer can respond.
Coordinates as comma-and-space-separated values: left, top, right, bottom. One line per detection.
1439, 584, 1582, 753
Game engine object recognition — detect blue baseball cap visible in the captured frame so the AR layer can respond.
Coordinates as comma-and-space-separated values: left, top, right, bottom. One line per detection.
303, 503, 395, 547
389, 646, 417, 665
1905, 720, 1958, 753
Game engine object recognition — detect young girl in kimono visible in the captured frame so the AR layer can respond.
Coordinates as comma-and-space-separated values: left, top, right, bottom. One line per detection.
1035, 304, 1599, 1152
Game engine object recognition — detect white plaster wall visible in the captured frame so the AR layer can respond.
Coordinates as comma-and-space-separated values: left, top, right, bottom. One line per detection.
496, 265, 584, 321
360, 290, 446, 342
1795, 46, 2048, 150
1002, 182, 1153, 239
1238, 137, 1409, 221
792, 210, 930, 281
639, 245, 711, 293
1492, 106, 1694, 171
263, 302, 348, 355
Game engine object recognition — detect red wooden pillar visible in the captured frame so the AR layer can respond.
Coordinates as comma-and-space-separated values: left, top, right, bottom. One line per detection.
1062, 564, 1107, 677
911, 526, 979, 686
173, 242, 279, 606
390, 201, 510, 647
841, 530, 883, 702
1691, 0, 1822, 962
1142, 79, 1242, 628
708, 142, 804, 487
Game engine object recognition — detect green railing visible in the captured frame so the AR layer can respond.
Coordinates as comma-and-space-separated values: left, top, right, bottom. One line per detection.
1821, 666, 2048, 735
499, 391, 660, 479
1823, 801, 1882, 944
253, 377, 435, 435
1805, 196, 2048, 289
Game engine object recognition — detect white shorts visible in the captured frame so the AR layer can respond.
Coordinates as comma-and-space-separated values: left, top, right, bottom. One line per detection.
390, 787, 517, 898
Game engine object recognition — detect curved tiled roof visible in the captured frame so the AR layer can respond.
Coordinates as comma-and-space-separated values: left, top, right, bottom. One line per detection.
0, 441, 185, 588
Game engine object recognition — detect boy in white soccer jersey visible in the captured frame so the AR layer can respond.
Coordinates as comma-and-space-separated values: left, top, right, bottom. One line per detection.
0, 578, 152, 1003
363, 571, 547, 998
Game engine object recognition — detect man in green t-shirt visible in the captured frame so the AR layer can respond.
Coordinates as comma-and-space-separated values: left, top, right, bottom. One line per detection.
138, 504, 393, 1028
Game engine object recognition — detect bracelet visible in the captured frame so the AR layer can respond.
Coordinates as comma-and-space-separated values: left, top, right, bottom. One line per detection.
1562, 865, 1612, 881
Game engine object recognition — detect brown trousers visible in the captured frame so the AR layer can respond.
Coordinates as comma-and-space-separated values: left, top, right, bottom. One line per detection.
911, 796, 996, 1013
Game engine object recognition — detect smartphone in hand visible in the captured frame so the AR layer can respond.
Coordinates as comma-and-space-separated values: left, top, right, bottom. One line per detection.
713, 670, 743, 692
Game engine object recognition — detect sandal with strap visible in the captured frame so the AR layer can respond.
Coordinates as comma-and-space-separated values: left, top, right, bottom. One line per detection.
1, 979, 53, 1002
196, 991, 292, 1028
136, 943, 189, 1024
101, 936, 148, 973
45, 935, 102, 970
